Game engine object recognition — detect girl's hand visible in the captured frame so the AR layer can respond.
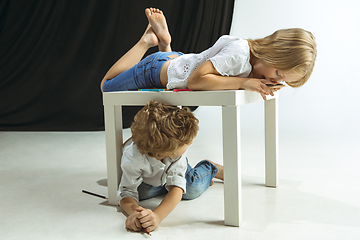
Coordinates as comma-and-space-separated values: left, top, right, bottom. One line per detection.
270, 87, 282, 92
125, 211, 142, 232
136, 206, 161, 233
241, 78, 274, 100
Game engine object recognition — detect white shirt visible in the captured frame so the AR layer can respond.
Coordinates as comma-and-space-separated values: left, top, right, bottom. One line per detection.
166, 35, 252, 89
117, 139, 188, 203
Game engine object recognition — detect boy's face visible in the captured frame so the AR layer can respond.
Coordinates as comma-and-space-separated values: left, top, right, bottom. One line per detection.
169, 141, 193, 158
251, 59, 299, 85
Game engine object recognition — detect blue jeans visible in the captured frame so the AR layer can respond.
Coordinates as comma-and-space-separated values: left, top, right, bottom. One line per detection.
138, 159, 218, 201
102, 51, 183, 92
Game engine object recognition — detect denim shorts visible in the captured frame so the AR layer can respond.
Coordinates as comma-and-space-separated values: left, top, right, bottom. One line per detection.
137, 159, 218, 201
102, 51, 183, 92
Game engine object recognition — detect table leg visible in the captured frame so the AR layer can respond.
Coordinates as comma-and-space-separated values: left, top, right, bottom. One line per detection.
104, 105, 123, 205
222, 105, 242, 227
264, 98, 278, 187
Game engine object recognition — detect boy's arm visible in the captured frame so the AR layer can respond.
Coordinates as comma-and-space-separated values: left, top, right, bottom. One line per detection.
120, 197, 143, 232
137, 186, 183, 232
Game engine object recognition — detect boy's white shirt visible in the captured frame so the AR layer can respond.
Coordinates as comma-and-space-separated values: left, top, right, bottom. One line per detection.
166, 35, 252, 89
117, 139, 187, 203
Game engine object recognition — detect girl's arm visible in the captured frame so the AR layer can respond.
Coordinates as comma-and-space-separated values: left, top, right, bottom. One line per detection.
137, 186, 183, 232
187, 60, 274, 100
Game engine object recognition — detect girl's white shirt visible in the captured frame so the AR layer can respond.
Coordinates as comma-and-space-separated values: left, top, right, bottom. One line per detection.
117, 139, 187, 203
166, 35, 252, 89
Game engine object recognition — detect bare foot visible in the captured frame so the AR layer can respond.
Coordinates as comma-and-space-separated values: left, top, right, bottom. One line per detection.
145, 8, 171, 51
140, 24, 158, 49
209, 161, 224, 181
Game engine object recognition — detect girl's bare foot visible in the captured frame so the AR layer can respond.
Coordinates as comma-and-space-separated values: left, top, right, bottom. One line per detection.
140, 24, 158, 49
145, 8, 171, 51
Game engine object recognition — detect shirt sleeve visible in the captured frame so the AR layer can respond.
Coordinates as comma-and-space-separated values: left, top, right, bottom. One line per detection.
209, 39, 251, 77
117, 151, 143, 203
165, 154, 188, 193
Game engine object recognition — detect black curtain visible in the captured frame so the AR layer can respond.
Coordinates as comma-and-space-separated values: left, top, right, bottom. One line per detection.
0, 0, 234, 131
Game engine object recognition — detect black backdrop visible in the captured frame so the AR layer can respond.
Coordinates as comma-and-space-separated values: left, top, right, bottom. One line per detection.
0, 0, 234, 131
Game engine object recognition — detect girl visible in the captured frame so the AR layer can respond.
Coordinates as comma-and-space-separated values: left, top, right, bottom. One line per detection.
100, 8, 317, 100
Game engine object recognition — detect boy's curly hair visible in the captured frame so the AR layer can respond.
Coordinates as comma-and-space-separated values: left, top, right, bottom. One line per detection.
130, 100, 199, 160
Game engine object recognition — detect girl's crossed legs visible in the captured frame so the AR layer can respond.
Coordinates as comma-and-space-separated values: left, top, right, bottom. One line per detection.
100, 8, 172, 92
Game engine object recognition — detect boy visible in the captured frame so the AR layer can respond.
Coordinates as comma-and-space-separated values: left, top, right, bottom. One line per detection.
118, 100, 223, 233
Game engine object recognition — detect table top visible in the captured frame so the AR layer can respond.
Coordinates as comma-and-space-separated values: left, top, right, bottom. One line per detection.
103, 90, 278, 107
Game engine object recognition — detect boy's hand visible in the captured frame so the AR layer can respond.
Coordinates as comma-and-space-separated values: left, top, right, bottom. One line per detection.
125, 211, 142, 232
136, 206, 161, 233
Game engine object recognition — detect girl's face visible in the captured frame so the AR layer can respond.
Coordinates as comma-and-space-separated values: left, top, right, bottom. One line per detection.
250, 59, 299, 85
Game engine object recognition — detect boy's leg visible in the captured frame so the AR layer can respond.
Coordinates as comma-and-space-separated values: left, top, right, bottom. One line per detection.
182, 159, 220, 200
138, 182, 168, 201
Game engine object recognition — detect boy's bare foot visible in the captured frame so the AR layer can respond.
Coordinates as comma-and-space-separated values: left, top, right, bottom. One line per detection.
145, 8, 171, 51
140, 24, 158, 49
209, 161, 224, 181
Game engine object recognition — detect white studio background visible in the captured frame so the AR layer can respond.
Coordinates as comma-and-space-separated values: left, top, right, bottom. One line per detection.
193, 0, 360, 153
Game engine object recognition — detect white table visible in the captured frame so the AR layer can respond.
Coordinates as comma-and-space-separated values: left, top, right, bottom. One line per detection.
103, 90, 278, 227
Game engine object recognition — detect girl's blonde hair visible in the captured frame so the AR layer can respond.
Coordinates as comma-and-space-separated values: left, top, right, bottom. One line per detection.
247, 28, 317, 87
130, 100, 199, 160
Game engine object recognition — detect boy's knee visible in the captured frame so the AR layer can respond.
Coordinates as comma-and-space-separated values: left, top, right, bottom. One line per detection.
182, 183, 207, 200
182, 190, 202, 200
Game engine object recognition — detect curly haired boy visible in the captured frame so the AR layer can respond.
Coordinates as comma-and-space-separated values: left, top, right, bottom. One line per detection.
118, 100, 223, 233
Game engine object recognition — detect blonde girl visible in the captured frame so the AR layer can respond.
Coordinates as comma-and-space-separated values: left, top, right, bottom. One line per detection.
100, 8, 316, 100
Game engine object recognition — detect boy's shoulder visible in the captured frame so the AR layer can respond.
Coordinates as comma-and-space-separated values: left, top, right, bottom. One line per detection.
122, 140, 146, 163
122, 140, 159, 165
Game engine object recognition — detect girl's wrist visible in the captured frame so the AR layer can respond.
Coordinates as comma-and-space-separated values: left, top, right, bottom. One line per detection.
236, 77, 248, 90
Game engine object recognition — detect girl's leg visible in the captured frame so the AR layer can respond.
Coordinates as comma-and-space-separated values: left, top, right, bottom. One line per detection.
100, 8, 172, 92
145, 8, 172, 52
182, 159, 223, 200
100, 24, 157, 92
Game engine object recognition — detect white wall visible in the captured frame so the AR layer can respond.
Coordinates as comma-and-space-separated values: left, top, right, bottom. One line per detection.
195, 0, 360, 140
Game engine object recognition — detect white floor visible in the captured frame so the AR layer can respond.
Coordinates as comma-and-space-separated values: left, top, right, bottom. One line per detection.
1, 107, 360, 240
